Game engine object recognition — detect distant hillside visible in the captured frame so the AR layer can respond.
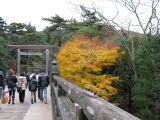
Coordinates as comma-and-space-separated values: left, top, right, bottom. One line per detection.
100, 25, 144, 42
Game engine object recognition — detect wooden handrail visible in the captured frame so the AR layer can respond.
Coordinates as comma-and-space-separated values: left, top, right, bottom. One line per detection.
51, 75, 140, 120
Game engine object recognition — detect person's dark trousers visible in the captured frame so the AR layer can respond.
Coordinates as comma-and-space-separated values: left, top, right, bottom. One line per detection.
34, 92, 36, 103
31, 92, 36, 103
19, 90, 25, 103
8, 89, 16, 104
38, 86, 40, 99
39, 88, 44, 102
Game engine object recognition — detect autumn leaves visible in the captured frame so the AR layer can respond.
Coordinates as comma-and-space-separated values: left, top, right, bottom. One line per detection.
56, 35, 124, 100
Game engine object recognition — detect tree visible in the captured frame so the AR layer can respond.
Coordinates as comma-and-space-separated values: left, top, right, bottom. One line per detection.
0, 36, 12, 72
42, 7, 105, 46
42, 15, 69, 46
24, 22, 36, 33
88, 1, 160, 119
110, 0, 160, 35
56, 35, 124, 100
7, 22, 36, 35
0, 17, 7, 37
22, 32, 48, 45
131, 35, 160, 120
7, 22, 26, 35
80, 5, 100, 26
7, 22, 37, 44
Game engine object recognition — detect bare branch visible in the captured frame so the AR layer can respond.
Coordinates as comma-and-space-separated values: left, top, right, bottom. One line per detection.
144, 0, 159, 32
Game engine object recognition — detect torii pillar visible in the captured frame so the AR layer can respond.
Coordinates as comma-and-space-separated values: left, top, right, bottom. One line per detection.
8, 45, 53, 76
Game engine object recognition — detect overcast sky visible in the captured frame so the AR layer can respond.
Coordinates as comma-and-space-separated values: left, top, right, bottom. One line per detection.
0, 0, 159, 32
0, 0, 120, 31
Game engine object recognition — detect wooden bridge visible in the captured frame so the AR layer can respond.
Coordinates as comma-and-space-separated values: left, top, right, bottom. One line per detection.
50, 75, 140, 120
0, 74, 140, 120
0, 45, 141, 120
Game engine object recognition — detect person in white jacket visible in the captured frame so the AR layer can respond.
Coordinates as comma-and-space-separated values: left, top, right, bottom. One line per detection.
17, 72, 27, 103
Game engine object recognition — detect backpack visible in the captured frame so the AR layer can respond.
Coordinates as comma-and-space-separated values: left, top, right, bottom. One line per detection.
6, 75, 17, 88
1, 94, 8, 104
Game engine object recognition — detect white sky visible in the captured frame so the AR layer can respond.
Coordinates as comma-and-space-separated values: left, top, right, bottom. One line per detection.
0, 0, 122, 31
0, 0, 159, 32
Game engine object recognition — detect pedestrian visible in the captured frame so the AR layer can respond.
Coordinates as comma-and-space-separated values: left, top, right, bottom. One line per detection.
36, 73, 40, 100
17, 72, 27, 103
38, 71, 49, 104
25, 72, 30, 87
0, 71, 5, 109
30, 73, 36, 81
29, 75, 38, 104
6, 69, 17, 104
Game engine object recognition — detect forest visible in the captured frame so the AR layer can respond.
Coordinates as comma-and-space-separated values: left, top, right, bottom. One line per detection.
0, 1, 160, 120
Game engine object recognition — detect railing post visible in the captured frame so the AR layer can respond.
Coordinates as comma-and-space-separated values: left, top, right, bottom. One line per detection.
58, 84, 66, 96
54, 79, 57, 87
75, 103, 81, 120
51, 83, 58, 120
74, 103, 88, 120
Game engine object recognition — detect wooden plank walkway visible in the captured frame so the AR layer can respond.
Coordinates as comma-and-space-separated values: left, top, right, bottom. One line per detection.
0, 87, 52, 120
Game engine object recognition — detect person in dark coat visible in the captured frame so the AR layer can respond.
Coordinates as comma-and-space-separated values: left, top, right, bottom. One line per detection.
6, 69, 17, 104
25, 72, 30, 86
0, 71, 5, 100
29, 75, 38, 104
38, 72, 49, 104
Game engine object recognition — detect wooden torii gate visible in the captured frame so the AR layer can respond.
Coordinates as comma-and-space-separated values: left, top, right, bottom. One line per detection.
8, 45, 53, 76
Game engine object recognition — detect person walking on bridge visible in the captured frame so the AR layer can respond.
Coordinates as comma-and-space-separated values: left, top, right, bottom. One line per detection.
29, 75, 38, 104
38, 71, 49, 104
6, 69, 17, 104
17, 72, 27, 103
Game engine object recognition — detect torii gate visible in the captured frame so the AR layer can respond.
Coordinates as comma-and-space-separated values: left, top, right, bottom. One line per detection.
8, 45, 53, 76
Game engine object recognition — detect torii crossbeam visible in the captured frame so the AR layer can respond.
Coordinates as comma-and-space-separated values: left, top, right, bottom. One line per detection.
8, 45, 54, 76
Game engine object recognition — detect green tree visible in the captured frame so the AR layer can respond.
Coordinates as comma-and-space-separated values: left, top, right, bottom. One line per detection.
80, 5, 100, 26
131, 35, 160, 120
0, 17, 7, 38
22, 32, 48, 45
8, 22, 26, 35
0, 36, 12, 72
42, 15, 69, 46
24, 22, 36, 33
8, 22, 36, 35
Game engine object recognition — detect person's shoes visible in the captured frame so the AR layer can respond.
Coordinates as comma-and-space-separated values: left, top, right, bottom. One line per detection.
44, 99, 47, 104
21, 98, 24, 103
31, 99, 33, 104
8, 100, 11, 104
34, 99, 36, 103
12, 98, 15, 104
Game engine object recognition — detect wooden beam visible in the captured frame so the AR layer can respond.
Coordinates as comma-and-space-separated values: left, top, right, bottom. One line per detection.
17, 49, 20, 76
20, 52, 44, 56
46, 49, 49, 74
8, 45, 55, 50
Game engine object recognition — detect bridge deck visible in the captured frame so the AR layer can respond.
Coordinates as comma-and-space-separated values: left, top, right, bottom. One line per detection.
0, 87, 52, 120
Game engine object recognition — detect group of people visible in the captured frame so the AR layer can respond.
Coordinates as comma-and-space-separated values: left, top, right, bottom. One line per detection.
0, 69, 49, 107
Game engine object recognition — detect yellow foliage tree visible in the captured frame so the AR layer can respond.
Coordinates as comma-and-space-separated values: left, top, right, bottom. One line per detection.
56, 35, 124, 100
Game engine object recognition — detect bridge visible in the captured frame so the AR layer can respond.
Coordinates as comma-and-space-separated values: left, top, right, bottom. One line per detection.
0, 45, 140, 120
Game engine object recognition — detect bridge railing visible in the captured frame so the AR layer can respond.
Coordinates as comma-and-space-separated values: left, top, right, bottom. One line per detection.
51, 75, 140, 120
